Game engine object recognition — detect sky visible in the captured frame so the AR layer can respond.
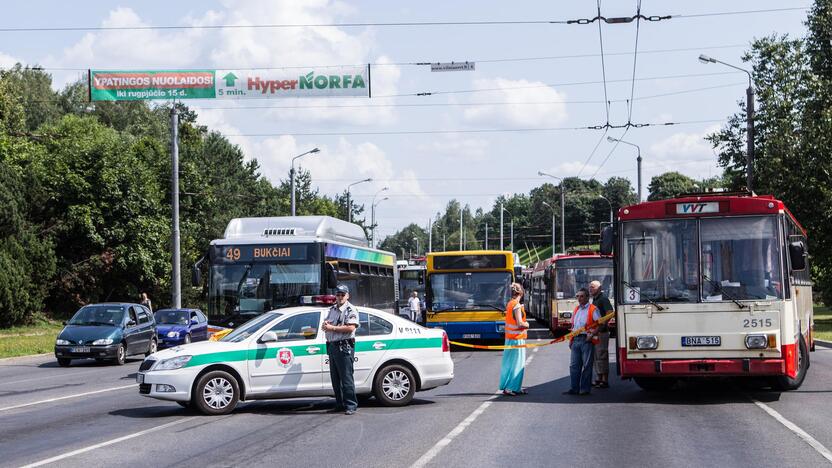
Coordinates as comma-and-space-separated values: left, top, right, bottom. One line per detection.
0, 0, 812, 243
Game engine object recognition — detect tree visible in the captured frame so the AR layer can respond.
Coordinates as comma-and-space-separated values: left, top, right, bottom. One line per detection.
378, 224, 428, 258
647, 172, 697, 201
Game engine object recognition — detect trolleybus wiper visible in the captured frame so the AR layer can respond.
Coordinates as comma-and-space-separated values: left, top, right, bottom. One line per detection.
702, 274, 747, 309
621, 280, 665, 311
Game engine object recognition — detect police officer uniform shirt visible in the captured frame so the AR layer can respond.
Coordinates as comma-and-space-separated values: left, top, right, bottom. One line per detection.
325, 301, 359, 342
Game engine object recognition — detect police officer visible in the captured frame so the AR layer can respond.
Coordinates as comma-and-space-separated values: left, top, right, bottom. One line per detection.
322, 284, 359, 415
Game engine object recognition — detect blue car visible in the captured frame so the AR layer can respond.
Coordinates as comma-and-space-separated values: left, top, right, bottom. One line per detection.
154, 308, 209, 348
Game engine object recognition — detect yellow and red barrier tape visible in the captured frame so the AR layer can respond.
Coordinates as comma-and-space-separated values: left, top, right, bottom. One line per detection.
447, 312, 615, 350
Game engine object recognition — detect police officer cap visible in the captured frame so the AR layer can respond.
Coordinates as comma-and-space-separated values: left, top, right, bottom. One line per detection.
335, 284, 350, 294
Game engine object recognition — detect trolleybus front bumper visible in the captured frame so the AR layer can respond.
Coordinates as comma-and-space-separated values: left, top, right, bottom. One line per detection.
618, 348, 789, 377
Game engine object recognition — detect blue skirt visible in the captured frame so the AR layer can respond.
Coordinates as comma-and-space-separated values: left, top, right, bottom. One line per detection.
499, 339, 526, 392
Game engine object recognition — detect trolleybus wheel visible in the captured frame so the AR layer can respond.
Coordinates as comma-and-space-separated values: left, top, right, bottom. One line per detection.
773, 334, 809, 391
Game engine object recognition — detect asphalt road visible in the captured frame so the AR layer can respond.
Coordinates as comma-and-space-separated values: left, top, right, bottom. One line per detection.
1, 324, 831, 468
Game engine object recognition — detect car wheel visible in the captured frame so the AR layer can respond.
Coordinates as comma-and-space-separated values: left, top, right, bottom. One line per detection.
146, 338, 158, 357
114, 343, 126, 366
57, 358, 71, 367
773, 334, 809, 391
373, 364, 415, 407
193, 370, 240, 415
184, 334, 191, 344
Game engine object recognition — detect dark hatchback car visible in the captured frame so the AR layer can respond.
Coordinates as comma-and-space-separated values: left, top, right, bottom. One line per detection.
153, 308, 209, 348
55, 303, 157, 366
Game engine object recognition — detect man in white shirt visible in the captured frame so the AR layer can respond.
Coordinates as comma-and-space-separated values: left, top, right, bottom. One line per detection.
407, 291, 421, 323
563, 287, 600, 396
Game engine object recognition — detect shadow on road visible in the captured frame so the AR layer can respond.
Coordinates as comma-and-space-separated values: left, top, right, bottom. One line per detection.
110, 406, 186, 418
37, 358, 142, 369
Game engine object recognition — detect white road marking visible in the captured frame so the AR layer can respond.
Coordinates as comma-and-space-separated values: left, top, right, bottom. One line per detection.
0, 384, 135, 413
411, 348, 538, 468
20, 418, 192, 467
751, 398, 832, 463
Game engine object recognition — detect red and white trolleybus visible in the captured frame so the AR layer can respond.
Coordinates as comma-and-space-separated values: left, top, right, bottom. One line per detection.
602, 192, 814, 391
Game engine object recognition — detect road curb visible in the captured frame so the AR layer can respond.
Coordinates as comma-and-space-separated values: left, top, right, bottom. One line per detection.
0, 352, 52, 362
816, 339, 832, 349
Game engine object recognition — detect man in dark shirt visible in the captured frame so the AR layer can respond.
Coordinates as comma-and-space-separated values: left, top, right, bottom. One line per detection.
590, 280, 614, 388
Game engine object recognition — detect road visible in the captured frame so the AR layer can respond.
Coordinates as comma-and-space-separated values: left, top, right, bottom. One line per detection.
1, 324, 831, 468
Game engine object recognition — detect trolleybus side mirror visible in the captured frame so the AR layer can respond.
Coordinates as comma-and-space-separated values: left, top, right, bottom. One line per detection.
191, 265, 201, 286
600, 226, 614, 256
788, 241, 806, 271
514, 266, 523, 280
325, 263, 338, 289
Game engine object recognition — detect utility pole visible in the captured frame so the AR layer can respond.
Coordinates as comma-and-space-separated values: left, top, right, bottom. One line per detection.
459, 206, 463, 251
485, 223, 489, 250
510, 219, 514, 252
500, 202, 504, 250
170, 107, 181, 308
428, 218, 433, 253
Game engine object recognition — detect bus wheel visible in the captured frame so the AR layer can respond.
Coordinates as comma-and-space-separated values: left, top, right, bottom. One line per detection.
772, 335, 809, 391
634, 377, 677, 392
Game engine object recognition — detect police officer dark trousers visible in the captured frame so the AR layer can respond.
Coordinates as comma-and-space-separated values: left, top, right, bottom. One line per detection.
323, 285, 360, 415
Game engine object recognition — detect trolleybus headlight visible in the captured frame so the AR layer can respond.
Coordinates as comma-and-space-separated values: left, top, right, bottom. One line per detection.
745, 335, 768, 349
636, 336, 658, 350
560, 311, 572, 319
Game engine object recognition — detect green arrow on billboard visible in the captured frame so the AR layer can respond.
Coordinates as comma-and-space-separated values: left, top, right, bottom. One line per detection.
222, 72, 238, 87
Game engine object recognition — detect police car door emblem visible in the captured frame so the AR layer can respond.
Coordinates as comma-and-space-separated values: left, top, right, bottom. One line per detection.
277, 348, 294, 368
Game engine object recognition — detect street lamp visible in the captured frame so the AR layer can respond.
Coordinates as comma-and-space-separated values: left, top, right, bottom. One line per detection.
346, 177, 372, 223
542, 201, 556, 255
413, 237, 420, 256
699, 53, 754, 192
538, 171, 566, 254
597, 195, 613, 224
606, 136, 642, 201
290, 148, 320, 216
370, 196, 388, 247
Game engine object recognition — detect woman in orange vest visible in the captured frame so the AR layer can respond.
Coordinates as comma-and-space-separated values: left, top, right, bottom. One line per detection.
499, 283, 530, 396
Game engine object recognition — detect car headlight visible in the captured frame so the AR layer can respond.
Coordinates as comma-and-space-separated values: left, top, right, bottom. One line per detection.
166, 331, 180, 338
154, 355, 192, 371
56, 339, 70, 345
636, 336, 658, 350
92, 338, 114, 345
745, 335, 768, 350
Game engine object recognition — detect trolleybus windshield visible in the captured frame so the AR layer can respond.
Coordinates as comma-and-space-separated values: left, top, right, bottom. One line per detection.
428, 271, 511, 312
554, 258, 614, 299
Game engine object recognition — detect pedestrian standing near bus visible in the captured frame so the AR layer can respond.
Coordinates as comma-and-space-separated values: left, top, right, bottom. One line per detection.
499, 283, 530, 396
407, 291, 421, 323
140, 292, 152, 312
590, 280, 613, 389
564, 287, 600, 396
323, 284, 359, 415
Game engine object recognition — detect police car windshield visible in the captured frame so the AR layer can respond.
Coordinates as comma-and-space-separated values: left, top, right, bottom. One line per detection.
220, 313, 282, 343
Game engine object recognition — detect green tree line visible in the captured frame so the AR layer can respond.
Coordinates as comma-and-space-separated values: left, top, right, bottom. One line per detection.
0, 66, 363, 327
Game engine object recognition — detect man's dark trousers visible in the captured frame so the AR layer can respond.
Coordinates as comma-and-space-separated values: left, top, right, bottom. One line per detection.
328, 342, 357, 411
569, 335, 595, 394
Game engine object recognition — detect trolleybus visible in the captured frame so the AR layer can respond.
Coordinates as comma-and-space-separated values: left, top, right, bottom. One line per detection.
528, 252, 614, 333
424, 250, 518, 340
397, 258, 427, 319
603, 193, 814, 390
193, 216, 397, 327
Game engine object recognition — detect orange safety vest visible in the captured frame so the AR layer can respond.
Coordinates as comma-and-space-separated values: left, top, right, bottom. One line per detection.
571, 303, 600, 345
504, 298, 528, 340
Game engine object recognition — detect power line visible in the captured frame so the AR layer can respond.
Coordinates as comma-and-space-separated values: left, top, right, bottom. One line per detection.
626, 0, 643, 123
0, 7, 805, 33
596, 0, 611, 126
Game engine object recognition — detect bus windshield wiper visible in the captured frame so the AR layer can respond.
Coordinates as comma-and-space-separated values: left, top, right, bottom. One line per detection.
703, 274, 747, 309
622, 280, 665, 311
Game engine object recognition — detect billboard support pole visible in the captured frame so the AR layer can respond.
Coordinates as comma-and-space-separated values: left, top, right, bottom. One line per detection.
171, 106, 181, 309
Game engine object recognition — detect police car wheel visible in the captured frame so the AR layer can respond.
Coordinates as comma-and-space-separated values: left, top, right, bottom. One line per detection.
194, 370, 239, 415
374, 364, 415, 407
57, 358, 71, 367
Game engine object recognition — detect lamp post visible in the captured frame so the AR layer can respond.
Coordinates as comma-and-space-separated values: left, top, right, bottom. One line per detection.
500, 203, 513, 251
606, 136, 642, 201
538, 171, 566, 254
597, 195, 613, 224
413, 237, 420, 256
370, 196, 388, 247
699, 53, 754, 192
346, 177, 372, 223
542, 201, 556, 255
459, 206, 463, 251
290, 148, 320, 216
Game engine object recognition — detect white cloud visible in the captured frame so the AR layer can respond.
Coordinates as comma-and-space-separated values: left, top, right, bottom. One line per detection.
0, 51, 20, 68
647, 126, 721, 179
417, 135, 489, 160
541, 161, 600, 178
463, 78, 568, 128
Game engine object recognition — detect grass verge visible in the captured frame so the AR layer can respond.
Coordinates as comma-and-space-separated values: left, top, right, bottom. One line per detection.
815, 305, 832, 342
0, 319, 64, 359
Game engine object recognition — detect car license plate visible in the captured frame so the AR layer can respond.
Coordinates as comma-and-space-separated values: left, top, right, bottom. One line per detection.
681, 336, 721, 347
462, 334, 481, 339
71, 346, 90, 353
136, 373, 144, 384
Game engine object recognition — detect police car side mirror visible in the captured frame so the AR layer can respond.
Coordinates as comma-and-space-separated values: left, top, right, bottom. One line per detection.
191, 264, 201, 286
259, 331, 278, 343
600, 226, 614, 256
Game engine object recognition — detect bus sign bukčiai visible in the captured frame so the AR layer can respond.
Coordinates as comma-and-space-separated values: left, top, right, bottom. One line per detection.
608, 194, 814, 391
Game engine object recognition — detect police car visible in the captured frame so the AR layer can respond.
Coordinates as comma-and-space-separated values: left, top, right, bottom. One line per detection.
136, 306, 454, 415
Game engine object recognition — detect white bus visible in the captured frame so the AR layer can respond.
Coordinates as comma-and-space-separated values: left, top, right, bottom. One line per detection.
602, 193, 814, 391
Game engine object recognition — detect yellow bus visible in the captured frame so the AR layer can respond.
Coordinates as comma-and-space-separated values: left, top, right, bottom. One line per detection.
425, 251, 518, 340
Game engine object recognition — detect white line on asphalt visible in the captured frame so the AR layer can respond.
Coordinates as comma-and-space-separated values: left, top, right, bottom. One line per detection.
751, 398, 832, 463
0, 384, 135, 413
411, 348, 539, 468
20, 418, 192, 467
